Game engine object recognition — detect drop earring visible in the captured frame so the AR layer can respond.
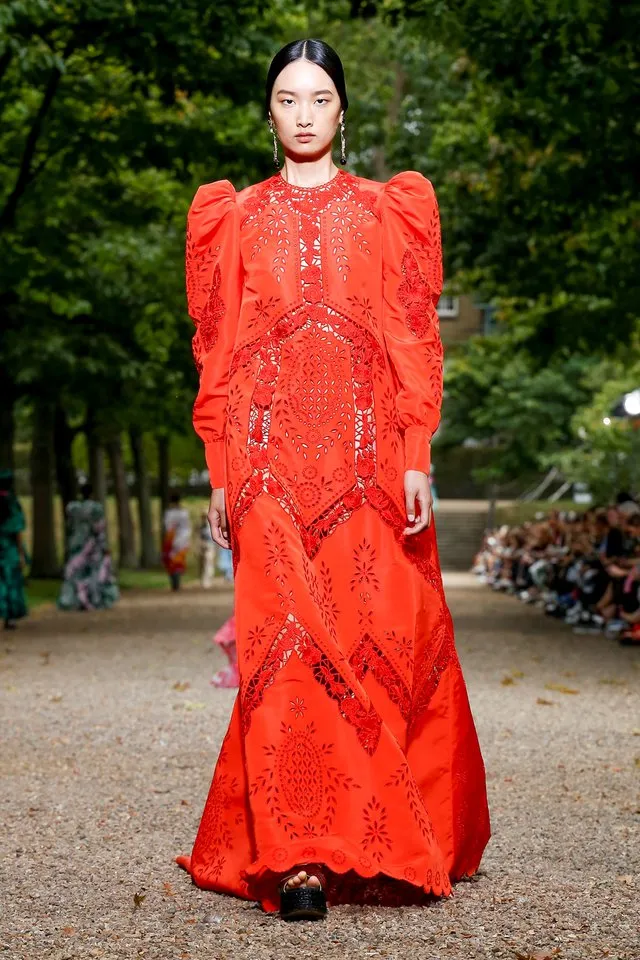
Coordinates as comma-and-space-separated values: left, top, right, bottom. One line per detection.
340, 118, 347, 166
268, 119, 279, 168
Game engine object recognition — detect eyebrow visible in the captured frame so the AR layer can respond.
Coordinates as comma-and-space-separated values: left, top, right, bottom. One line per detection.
276, 89, 335, 96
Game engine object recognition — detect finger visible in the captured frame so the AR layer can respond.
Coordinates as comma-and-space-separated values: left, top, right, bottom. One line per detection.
405, 486, 416, 525
405, 492, 431, 536
211, 522, 230, 550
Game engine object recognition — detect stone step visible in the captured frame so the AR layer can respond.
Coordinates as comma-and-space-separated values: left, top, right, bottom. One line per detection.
433, 509, 487, 571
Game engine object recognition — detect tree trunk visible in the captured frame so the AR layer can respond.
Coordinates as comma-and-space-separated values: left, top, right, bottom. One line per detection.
54, 405, 77, 523
86, 408, 107, 505
30, 398, 58, 577
0, 381, 15, 471
106, 434, 136, 569
130, 428, 157, 568
157, 434, 170, 551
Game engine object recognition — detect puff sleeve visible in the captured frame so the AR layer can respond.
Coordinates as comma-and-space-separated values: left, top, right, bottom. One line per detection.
186, 180, 243, 488
381, 171, 444, 475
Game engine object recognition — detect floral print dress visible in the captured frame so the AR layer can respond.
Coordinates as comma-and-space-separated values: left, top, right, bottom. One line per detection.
58, 499, 119, 611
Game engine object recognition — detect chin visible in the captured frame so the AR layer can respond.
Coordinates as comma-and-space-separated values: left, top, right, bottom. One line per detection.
287, 142, 329, 162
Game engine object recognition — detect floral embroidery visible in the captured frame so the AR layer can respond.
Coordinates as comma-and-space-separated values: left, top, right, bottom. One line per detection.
397, 249, 436, 339
249, 721, 361, 838
241, 615, 382, 755
361, 797, 393, 862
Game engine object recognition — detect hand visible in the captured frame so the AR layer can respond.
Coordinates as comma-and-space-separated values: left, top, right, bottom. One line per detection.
403, 469, 433, 536
208, 487, 230, 549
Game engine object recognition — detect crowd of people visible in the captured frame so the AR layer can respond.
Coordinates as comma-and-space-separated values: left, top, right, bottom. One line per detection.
472, 492, 640, 646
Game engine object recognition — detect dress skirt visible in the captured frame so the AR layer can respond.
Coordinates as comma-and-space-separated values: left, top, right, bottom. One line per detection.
177, 498, 491, 911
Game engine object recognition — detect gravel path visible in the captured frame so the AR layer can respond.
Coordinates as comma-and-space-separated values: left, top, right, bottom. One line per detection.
1, 580, 638, 960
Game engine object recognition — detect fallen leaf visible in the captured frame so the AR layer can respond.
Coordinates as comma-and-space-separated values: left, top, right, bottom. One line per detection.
545, 683, 579, 695
536, 698, 555, 706
62, 926, 75, 935
180, 799, 190, 806
632, 729, 640, 736
163, 882, 176, 896
598, 678, 626, 686
635, 757, 640, 767
173, 681, 190, 692
133, 892, 146, 909
183, 700, 206, 711
501, 676, 516, 686
512, 670, 525, 678
50, 694, 63, 703
562, 671, 575, 677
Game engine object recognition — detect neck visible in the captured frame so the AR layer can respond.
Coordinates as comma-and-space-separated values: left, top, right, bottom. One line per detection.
280, 151, 339, 188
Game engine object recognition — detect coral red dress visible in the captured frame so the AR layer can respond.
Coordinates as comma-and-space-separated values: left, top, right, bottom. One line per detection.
176, 169, 491, 911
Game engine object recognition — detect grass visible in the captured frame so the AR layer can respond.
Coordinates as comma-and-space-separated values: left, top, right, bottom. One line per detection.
21, 494, 212, 608
26, 568, 200, 610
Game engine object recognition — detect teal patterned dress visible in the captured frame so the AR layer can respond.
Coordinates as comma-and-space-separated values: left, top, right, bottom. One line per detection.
0, 486, 27, 625
58, 499, 119, 611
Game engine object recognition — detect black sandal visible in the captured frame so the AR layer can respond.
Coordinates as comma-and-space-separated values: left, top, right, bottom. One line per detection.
279, 868, 327, 921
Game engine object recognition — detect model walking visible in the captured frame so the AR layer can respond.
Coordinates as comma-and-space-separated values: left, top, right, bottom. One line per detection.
177, 38, 491, 919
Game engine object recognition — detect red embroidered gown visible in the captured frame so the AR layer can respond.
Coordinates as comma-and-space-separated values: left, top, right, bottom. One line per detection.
176, 169, 491, 911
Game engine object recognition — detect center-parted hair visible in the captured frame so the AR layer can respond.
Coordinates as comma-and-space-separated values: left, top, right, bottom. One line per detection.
265, 39, 349, 117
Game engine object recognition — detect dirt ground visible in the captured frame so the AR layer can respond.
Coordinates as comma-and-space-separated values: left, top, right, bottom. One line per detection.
1, 578, 638, 960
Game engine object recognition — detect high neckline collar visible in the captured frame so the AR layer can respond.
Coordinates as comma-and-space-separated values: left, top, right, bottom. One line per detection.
275, 168, 347, 193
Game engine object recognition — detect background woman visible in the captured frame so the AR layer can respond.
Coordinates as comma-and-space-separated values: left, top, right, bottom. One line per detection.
177, 39, 490, 920
162, 492, 192, 591
0, 469, 28, 630
58, 484, 119, 611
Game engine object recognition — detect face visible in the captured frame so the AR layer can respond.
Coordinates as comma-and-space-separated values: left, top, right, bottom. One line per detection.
269, 59, 343, 161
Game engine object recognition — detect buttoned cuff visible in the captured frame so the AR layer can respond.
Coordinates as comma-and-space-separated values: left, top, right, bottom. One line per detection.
204, 439, 226, 489
404, 426, 432, 475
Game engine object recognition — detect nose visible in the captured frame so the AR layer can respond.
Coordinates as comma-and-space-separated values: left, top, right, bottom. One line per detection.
297, 106, 313, 128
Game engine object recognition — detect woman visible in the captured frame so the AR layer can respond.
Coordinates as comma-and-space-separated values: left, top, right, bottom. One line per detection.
162, 492, 192, 591
198, 511, 217, 588
58, 484, 119, 611
177, 39, 491, 919
0, 469, 28, 629
210, 545, 239, 689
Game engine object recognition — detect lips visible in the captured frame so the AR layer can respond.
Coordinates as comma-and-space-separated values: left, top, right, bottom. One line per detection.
295, 134, 315, 141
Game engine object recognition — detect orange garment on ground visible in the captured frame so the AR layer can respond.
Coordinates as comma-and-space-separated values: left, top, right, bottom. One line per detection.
176, 169, 491, 911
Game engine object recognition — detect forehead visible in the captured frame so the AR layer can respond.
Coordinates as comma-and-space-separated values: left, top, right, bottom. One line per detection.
273, 59, 337, 94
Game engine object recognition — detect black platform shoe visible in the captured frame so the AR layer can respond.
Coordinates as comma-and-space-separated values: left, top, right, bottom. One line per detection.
279, 869, 327, 921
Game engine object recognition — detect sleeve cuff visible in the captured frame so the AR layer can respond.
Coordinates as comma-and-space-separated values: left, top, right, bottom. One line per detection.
404, 426, 432, 474
204, 438, 226, 488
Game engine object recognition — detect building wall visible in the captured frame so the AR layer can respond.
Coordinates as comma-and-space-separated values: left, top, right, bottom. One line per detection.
437, 295, 484, 346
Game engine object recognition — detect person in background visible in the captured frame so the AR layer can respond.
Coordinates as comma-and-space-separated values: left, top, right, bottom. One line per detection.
210, 544, 238, 688
429, 462, 439, 511
162, 492, 192, 591
0, 469, 28, 629
198, 511, 216, 589
58, 483, 119, 611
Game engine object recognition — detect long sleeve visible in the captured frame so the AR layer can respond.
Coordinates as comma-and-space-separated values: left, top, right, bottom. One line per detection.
186, 180, 243, 488
381, 171, 444, 475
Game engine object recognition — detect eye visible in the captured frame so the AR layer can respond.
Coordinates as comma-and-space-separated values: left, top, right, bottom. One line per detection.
280, 98, 295, 106
316, 98, 328, 105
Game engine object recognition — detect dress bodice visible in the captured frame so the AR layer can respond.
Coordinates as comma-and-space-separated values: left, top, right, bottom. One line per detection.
186, 168, 444, 530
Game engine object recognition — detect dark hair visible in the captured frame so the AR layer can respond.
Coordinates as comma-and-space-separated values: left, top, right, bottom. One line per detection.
170, 492, 181, 505
265, 39, 348, 118
80, 482, 93, 500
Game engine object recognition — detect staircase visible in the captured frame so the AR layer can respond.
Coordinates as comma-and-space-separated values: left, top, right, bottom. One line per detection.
433, 501, 489, 571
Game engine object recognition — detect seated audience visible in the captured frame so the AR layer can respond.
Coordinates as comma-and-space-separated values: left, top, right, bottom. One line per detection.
472, 496, 640, 646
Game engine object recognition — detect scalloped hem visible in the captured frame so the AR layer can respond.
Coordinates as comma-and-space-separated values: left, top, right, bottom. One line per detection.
177, 842, 485, 913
